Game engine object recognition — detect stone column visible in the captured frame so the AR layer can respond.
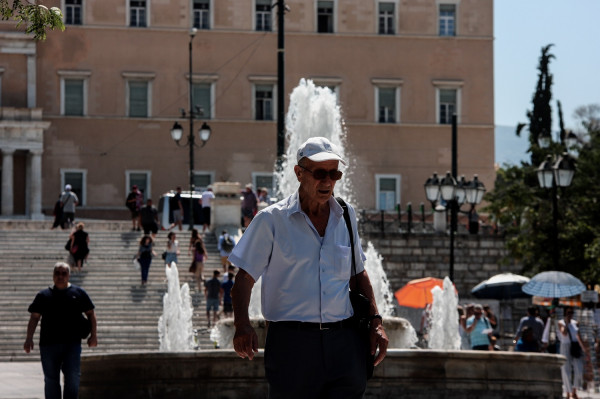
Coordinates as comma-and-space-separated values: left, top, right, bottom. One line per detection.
1, 149, 15, 216
29, 149, 44, 220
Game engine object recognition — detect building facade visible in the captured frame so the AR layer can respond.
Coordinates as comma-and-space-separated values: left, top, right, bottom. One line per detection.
0, 0, 494, 218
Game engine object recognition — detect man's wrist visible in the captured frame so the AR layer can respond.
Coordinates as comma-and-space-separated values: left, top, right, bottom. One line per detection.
369, 314, 383, 328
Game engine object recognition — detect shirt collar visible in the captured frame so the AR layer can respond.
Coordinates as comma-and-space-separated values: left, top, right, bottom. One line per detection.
287, 191, 344, 219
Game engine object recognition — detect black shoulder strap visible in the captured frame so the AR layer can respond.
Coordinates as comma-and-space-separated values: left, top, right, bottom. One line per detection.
336, 197, 358, 292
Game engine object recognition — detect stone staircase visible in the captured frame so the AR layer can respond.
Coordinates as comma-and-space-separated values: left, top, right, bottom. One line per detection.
0, 222, 224, 362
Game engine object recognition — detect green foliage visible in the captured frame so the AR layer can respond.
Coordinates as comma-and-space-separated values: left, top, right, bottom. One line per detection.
487, 44, 600, 283
1, 0, 64, 41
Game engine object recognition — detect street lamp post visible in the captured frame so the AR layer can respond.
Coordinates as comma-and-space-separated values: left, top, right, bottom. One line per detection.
536, 151, 575, 270
170, 28, 212, 230
423, 113, 486, 281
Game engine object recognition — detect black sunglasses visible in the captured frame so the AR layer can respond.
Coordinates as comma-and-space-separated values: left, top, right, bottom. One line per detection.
299, 165, 343, 181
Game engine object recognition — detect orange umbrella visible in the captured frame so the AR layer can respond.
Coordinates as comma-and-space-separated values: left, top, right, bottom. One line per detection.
394, 277, 454, 308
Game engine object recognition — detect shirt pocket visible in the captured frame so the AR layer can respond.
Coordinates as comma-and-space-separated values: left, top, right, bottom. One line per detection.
334, 244, 352, 280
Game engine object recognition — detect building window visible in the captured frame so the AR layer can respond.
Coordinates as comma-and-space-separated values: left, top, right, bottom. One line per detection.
377, 87, 398, 123
129, 0, 147, 27
127, 80, 150, 117
192, 83, 212, 119
439, 4, 456, 36
252, 172, 275, 198
317, 1, 334, 33
439, 88, 457, 124
61, 169, 87, 206
256, 0, 272, 31
192, 171, 214, 192
65, 0, 82, 25
255, 84, 274, 121
126, 171, 151, 201
63, 79, 84, 116
376, 174, 400, 211
193, 0, 210, 30
378, 2, 395, 35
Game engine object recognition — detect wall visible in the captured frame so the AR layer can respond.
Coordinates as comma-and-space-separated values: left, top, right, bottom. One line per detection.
363, 231, 521, 298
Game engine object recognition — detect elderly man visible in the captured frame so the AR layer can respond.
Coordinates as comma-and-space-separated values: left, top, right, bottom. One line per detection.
230, 136, 388, 399
24, 262, 97, 399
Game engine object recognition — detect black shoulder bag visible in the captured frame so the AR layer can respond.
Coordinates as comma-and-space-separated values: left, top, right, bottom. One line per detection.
336, 197, 375, 379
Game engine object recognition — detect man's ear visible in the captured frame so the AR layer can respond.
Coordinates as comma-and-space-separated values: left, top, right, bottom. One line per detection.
293, 165, 302, 182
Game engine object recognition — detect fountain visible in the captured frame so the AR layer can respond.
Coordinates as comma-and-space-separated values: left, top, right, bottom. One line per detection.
158, 263, 194, 352
79, 80, 564, 398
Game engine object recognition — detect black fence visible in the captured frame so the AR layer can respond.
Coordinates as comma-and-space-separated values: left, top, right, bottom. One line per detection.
357, 203, 497, 236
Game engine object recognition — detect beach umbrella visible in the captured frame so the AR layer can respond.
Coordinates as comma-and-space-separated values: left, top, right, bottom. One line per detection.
394, 277, 456, 309
522, 271, 585, 298
471, 273, 531, 300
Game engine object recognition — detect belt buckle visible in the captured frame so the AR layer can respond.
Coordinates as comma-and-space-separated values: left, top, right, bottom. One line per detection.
319, 322, 330, 330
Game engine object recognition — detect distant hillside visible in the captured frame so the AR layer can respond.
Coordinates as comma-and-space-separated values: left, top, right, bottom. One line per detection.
495, 125, 530, 166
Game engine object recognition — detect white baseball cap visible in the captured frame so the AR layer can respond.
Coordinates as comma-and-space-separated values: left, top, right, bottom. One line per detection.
296, 137, 346, 165
65, 184, 72, 191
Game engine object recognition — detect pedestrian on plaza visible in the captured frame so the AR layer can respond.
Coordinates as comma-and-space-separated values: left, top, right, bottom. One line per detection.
140, 198, 159, 239
24, 262, 97, 399
230, 136, 388, 398
60, 184, 78, 229
68, 222, 90, 273
125, 185, 142, 231
464, 304, 493, 351
200, 186, 215, 234
221, 272, 234, 318
136, 235, 155, 286
204, 270, 222, 327
513, 306, 545, 350
191, 238, 207, 289
240, 183, 257, 228
168, 186, 184, 231
217, 230, 235, 273
188, 228, 200, 252
515, 326, 539, 352
51, 194, 63, 230
559, 307, 586, 399
164, 232, 179, 267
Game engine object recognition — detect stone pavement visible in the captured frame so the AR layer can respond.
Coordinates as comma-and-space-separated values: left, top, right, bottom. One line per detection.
1, 361, 600, 399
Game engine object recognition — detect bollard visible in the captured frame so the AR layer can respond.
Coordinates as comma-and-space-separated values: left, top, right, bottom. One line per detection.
406, 202, 412, 235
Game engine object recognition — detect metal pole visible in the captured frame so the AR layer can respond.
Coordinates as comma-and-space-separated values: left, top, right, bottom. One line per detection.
449, 113, 458, 281
188, 34, 195, 230
276, 0, 285, 171
552, 181, 559, 270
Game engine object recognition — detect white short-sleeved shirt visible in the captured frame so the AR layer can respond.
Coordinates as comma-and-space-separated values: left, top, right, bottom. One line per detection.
228, 192, 366, 323
201, 191, 215, 208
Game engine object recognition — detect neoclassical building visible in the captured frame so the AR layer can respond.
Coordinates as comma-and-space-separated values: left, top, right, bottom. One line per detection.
0, 0, 494, 219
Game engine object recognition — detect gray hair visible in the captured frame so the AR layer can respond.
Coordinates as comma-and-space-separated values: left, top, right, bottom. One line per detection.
53, 262, 71, 274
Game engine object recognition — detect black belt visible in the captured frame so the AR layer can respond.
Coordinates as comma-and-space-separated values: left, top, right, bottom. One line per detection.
273, 318, 355, 331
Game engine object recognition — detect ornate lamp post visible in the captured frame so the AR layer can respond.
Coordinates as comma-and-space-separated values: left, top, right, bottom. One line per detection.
170, 28, 212, 230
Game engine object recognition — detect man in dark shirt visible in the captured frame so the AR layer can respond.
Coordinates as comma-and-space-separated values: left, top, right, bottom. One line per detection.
204, 270, 222, 327
140, 198, 159, 238
169, 186, 184, 231
24, 262, 97, 399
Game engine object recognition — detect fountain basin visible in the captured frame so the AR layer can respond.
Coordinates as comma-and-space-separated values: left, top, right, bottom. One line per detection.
79, 350, 564, 398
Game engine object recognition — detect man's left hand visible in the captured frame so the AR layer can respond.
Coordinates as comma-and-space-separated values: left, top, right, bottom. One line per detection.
369, 321, 388, 366
88, 335, 98, 348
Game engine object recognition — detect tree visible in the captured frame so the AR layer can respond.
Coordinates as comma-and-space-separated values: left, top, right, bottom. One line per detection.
1, 0, 64, 41
516, 44, 554, 167
485, 43, 600, 283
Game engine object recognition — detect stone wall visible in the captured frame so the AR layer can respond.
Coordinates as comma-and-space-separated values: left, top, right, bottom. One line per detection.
362, 232, 521, 299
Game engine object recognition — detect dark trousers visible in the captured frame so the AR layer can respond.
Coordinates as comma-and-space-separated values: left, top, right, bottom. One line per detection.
139, 257, 152, 282
40, 343, 82, 399
264, 322, 367, 399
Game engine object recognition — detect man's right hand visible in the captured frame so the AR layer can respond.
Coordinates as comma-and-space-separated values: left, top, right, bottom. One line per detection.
23, 338, 34, 353
233, 323, 258, 360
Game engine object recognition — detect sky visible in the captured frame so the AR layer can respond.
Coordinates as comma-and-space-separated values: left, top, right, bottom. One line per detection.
494, 0, 600, 165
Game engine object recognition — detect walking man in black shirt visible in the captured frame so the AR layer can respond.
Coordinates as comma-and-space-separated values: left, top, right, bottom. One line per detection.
24, 262, 97, 399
